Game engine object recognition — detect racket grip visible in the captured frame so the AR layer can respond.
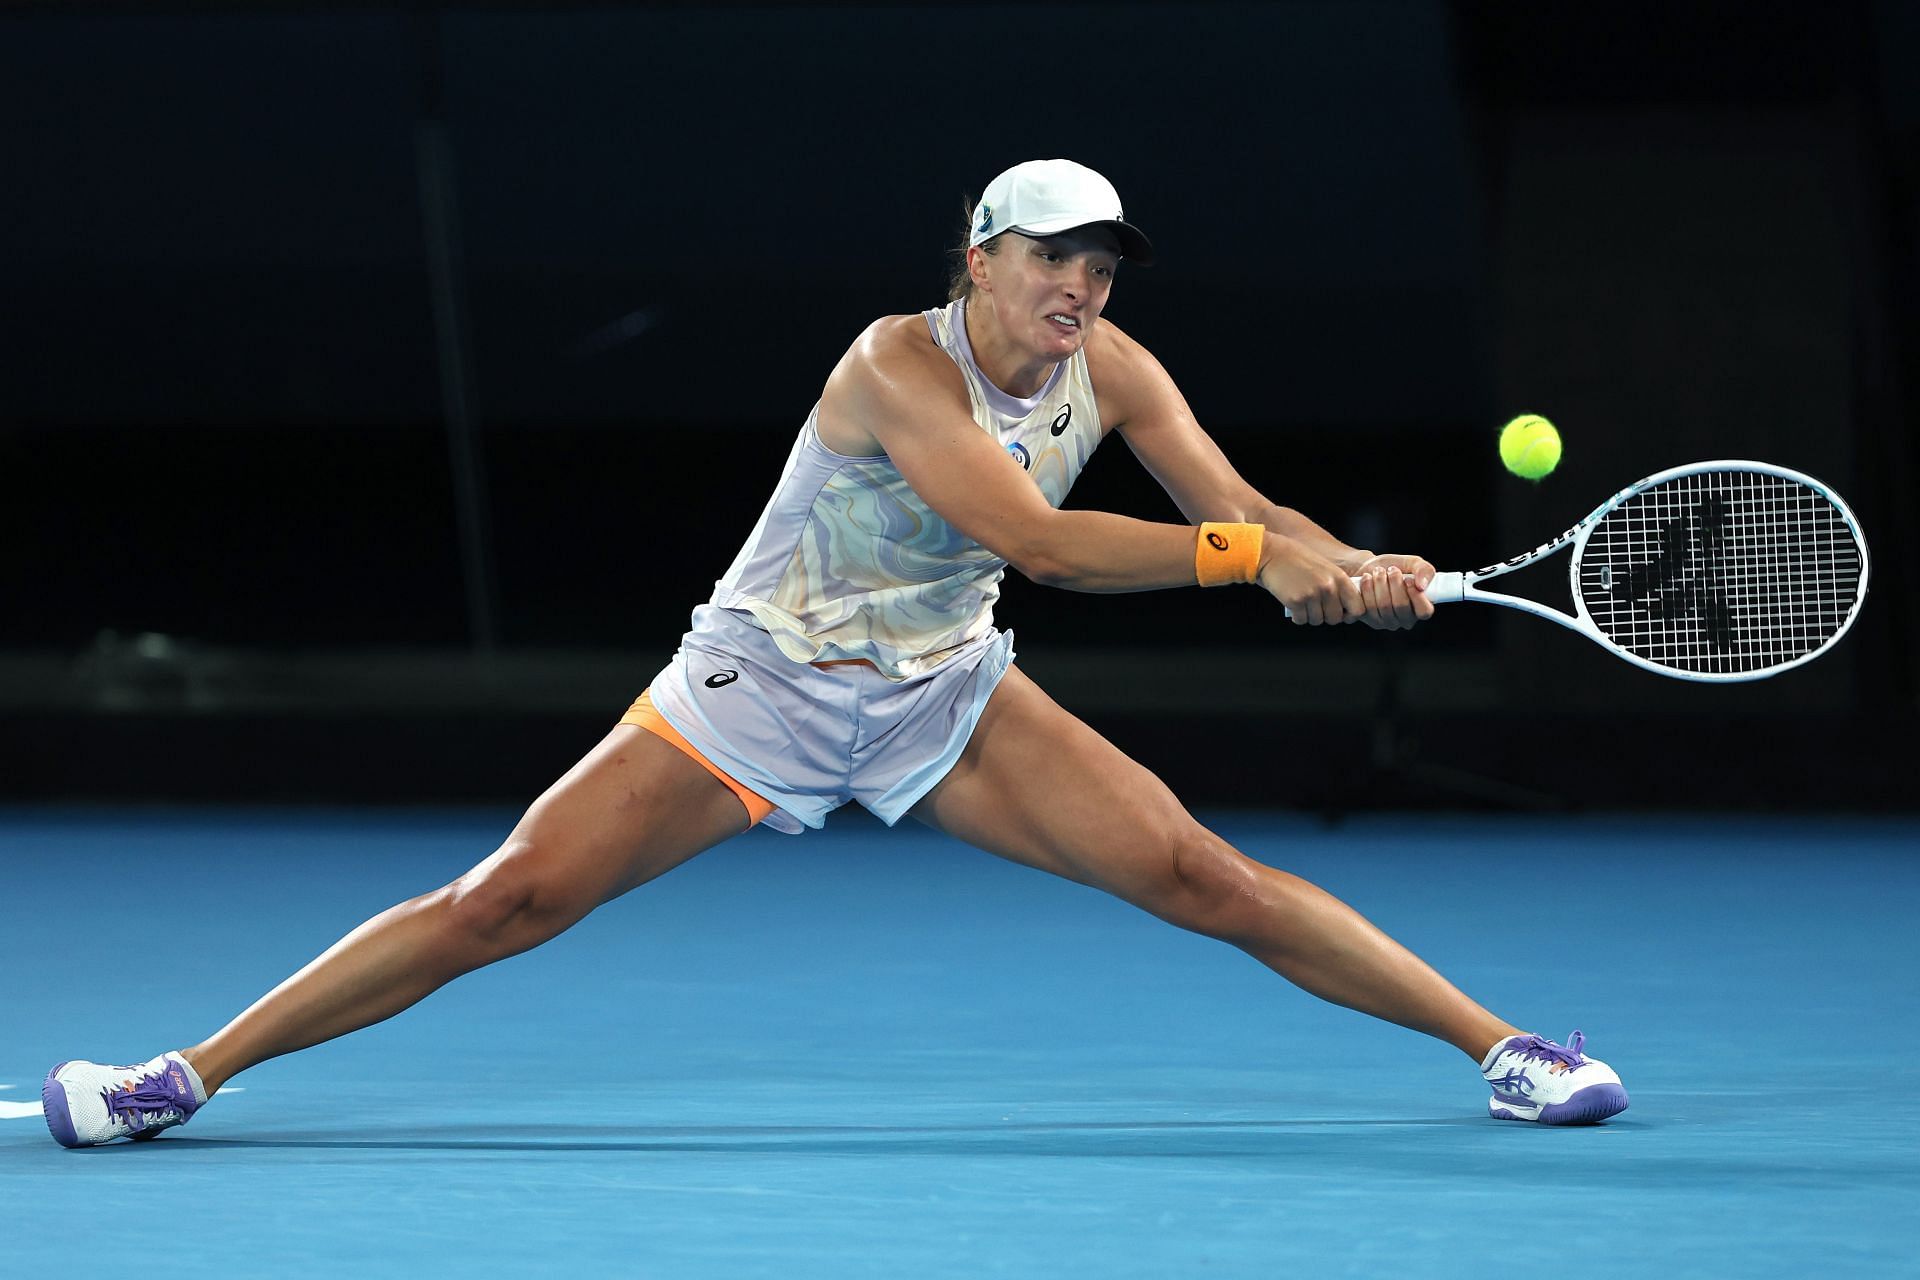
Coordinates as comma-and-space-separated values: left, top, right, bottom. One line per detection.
1280, 571, 1462, 619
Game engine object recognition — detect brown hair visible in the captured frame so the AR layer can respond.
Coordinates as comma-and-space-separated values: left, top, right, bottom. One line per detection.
946, 194, 1001, 302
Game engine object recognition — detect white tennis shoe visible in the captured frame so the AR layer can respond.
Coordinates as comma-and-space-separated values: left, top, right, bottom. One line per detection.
42, 1052, 208, 1148
1481, 1031, 1628, 1125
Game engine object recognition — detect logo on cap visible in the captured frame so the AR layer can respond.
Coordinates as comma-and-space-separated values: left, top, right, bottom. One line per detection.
975, 203, 994, 236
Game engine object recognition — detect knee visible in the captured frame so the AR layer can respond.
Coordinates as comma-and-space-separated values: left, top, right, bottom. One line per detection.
1146, 827, 1262, 938
437, 840, 583, 957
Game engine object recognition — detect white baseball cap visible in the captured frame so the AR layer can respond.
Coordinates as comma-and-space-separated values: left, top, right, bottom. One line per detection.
968, 159, 1156, 265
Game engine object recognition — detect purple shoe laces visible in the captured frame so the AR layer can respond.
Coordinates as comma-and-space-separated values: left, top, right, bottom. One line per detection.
104, 1062, 197, 1133
1505, 1031, 1590, 1070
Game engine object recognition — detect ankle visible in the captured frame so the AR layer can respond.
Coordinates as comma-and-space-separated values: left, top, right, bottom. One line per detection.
177, 1046, 227, 1096
1465, 1022, 1524, 1065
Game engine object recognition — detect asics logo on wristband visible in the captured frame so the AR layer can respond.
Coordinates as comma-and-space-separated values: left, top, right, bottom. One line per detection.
1207, 532, 1230, 551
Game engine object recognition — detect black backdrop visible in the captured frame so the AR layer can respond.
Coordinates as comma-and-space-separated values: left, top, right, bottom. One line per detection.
3, 1, 1915, 811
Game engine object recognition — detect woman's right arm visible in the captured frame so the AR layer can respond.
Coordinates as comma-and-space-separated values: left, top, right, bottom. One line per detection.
820, 318, 1364, 623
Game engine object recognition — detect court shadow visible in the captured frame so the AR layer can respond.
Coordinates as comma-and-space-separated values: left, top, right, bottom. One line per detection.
158, 1115, 1536, 1156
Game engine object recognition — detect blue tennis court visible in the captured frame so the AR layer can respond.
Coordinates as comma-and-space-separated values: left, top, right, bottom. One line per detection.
4, 808, 1914, 1277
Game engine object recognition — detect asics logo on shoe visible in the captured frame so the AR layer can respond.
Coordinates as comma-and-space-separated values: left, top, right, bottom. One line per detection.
1489, 1069, 1535, 1098
44, 1054, 206, 1148
1482, 1031, 1627, 1127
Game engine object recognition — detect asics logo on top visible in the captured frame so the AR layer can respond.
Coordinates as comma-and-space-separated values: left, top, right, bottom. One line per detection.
1050, 404, 1072, 436
704, 671, 739, 688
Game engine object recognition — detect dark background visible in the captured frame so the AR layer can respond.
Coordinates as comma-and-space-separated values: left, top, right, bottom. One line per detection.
3, 0, 1914, 812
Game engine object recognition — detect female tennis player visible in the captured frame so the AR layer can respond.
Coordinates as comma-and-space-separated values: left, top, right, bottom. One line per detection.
44, 159, 1626, 1146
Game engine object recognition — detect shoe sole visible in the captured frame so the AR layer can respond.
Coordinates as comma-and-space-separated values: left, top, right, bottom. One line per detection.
42, 1063, 81, 1148
1490, 1081, 1629, 1125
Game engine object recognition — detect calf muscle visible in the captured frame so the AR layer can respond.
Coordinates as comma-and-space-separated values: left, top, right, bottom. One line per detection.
913, 667, 1518, 1060
182, 726, 750, 1093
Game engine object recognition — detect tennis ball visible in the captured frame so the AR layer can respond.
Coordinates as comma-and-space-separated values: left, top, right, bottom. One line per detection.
1499, 414, 1561, 480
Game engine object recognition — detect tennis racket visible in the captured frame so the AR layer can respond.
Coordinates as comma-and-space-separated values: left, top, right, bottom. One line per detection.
1303, 460, 1871, 682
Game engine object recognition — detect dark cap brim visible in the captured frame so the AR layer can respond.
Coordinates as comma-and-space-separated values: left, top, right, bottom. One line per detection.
1105, 220, 1156, 266
1008, 218, 1157, 266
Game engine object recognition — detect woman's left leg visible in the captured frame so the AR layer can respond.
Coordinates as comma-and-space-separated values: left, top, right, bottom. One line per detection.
909, 665, 1519, 1060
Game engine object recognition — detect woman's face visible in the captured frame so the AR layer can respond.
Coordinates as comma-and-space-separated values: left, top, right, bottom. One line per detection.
973, 227, 1121, 361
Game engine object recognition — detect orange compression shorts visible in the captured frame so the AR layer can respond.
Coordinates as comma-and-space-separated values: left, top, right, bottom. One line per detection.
618, 690, 778, 827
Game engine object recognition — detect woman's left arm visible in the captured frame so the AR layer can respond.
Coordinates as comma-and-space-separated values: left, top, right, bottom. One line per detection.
1089, 321, 1435, 629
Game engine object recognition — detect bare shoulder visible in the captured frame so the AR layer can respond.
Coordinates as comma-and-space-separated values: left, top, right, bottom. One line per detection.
1082, 318, 1172, 431
818, 314, 966, 456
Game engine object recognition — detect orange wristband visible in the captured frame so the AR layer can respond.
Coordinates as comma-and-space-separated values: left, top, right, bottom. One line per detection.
1195, 522, 1264, 586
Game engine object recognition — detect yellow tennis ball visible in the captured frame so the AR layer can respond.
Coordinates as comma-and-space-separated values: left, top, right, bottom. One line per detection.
1499, 414, 1561, 480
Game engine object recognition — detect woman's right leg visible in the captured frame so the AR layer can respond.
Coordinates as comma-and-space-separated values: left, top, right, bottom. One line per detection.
182, 723, 753, 1094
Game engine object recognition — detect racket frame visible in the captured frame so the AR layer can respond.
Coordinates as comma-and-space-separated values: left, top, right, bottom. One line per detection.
1424, 459, 1871, 682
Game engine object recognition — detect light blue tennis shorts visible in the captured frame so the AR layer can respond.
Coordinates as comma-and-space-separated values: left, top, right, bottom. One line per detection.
644, 604, 1016, 834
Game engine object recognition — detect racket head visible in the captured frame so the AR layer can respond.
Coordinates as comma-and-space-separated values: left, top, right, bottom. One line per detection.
1565, 460, 1870, 682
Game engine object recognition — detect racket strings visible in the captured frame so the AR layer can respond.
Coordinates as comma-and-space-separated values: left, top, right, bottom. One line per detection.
1575, 469, 1865, 676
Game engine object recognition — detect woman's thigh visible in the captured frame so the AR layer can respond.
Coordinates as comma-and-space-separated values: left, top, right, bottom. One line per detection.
908, 665, 1241, 910
459, 723, 755, 927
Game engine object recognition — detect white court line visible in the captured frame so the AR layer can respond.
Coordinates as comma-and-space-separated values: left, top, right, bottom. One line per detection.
2, 1082, 39, 1122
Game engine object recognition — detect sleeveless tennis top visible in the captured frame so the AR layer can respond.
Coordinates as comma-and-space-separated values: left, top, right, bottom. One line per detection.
709, 297, 1105, 678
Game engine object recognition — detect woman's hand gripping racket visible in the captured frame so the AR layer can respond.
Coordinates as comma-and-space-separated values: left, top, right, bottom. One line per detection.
1292, 461, 1872, 682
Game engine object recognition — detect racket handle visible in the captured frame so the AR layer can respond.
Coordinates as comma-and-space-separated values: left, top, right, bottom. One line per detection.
1280, 571, 1463, 618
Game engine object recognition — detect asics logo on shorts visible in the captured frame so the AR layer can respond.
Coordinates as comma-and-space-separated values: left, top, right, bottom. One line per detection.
1050, 404, 1072, 436
704, 670, 739, 688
